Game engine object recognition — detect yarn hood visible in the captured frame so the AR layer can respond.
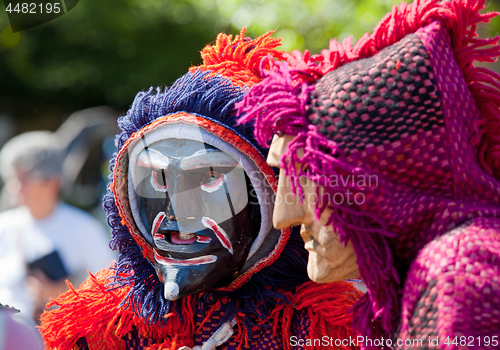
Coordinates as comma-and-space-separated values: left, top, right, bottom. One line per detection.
104, 30, 311, 324
237, 0, 500, 341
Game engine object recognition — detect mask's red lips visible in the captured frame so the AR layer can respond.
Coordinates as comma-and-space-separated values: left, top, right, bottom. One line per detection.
196, 235, 211, 243
171, 231, 197, 244
151, 211, 211, 245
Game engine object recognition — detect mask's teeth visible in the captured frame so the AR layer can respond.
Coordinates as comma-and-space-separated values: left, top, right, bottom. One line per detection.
178, 232, 196, 240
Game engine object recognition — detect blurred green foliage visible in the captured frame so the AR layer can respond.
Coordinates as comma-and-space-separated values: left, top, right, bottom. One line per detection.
1, 0, 500, 131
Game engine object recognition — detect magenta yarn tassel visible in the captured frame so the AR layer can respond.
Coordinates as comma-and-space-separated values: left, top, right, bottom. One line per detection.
236, 58, 313, 147
282, 128, 401, 342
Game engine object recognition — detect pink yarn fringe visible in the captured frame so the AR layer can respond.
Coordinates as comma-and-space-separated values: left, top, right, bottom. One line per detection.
238, 0, 500, 177
283, 127, 401, 342
237, 0, 500, 342
236, 58, 313, 147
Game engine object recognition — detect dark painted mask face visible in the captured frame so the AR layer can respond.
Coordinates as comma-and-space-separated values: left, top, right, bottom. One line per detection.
132, 138, 257, 300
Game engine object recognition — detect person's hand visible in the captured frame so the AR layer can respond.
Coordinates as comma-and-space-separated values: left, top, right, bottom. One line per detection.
25, 269, 68, 317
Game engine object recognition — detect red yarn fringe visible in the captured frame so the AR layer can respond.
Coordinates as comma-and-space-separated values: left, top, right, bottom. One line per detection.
283, 0, 500, 178
193, 281, 361, 350
269, 281, 363, 350
40, 270, 362, 349
190, 28, 285, 87
40, 269, 196, 350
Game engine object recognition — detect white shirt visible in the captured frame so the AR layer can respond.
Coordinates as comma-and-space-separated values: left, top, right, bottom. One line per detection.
0, 203, 115, 317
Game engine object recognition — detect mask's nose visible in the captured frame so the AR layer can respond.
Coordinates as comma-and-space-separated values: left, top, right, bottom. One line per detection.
159, 198, 178, 230
165, 168, 205, 224
272, 168, 313, 229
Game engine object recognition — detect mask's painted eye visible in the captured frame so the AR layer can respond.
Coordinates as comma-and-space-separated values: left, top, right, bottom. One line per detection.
200, 171, 225, 193
151, 170, 168, 192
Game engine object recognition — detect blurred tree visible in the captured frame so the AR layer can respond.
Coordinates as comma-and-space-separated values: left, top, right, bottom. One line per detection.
0, 0, 221, 131
1, 0, 499, 131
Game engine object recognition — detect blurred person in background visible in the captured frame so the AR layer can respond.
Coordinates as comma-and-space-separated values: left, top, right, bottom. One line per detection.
0, 130, 115, 321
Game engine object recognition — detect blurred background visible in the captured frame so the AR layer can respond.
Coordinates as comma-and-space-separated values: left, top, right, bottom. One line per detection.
1, 0, 500, 212
1, 0, 500, 202
0, 0, 500, 336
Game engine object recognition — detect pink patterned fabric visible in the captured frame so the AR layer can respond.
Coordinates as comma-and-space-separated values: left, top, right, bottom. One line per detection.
397, 217, 500, 349
390, 21, 500, 349
237, 0, 500, 347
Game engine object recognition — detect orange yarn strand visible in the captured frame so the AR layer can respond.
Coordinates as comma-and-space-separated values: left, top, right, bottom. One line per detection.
190, 28, 285, 87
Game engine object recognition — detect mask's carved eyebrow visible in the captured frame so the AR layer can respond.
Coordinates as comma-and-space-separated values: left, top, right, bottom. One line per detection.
180, 149, 239, 170
137, 148, 171, 169
137, 147, 239, 170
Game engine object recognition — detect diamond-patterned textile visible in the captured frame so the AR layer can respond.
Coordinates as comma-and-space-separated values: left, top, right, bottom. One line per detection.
302, 20, 500, 347
117, 300, 311, 350
396, 217, 500, 349
302, 21, 500, 345
307, 33, 443, 157
241, 14, 500, 348
235, 0, 500, 345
